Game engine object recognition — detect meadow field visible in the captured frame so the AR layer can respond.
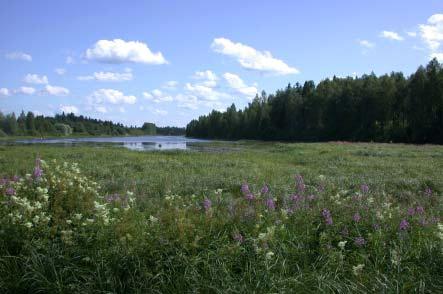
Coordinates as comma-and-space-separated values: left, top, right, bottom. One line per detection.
1, 142, 442, 293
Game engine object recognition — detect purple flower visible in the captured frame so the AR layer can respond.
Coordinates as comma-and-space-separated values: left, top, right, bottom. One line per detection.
307, 194, 316, 201
360, 184, 369, 194
341, 227, 349, 236
233, 232, 244, 243
416, 206, 424, 214
353, 212, 361, 222
5, 187, 16, 196
322, 209, 333, 225
295, 175, 305, 193
373, 223, 380, 230
399, 219, 410, 230
354, 237, 366, 247
424, 187, 432, 197
12, 176, 20, 182
407, 207, 415, 216
0, 178, 8, 186
33, 158, 43, 179
203, 198, 212, 212
241, 183, 250, 195
265, 198, 275, 210
261, 184, 269, 194
245, 193, 255, 201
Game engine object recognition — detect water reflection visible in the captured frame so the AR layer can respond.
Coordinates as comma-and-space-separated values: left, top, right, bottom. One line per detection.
7, 135, 210, 151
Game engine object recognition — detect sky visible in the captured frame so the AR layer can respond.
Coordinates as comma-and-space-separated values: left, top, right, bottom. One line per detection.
0, 0, 442, 127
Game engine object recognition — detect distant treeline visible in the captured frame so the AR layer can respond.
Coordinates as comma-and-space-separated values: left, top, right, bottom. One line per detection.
0, 112, 185, 137
186, 59, 443, 144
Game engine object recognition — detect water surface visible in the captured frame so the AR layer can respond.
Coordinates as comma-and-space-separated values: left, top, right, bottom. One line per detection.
12, 136, 211, 151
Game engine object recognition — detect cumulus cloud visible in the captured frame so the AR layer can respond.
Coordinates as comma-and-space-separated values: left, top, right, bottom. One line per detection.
77, 70, 133, 82
85, 39, 167, 64
419, 14, 443, 60
24, 74, 49, 84
15, 86, 36, 95
192, 70, 218, 87
143, 89, 173, 103
358, 40, 375, 48
55, 68, 66, 75
60, 105, 79, 114
5, 51, 32, 61
211, 38, 298, 75
0, 88, 10, 97
380, 30, 404, 41
88, 88, 137, 105
223, 72, 258, 99
42, 85, 70, 96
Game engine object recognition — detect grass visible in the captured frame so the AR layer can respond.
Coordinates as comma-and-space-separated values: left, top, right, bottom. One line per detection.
0, 141, 442, 293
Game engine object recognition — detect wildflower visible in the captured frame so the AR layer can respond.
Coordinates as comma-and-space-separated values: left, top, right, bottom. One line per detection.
261, 184, 269, 194
307, 194, 316, 201
391, 249, 400, 266
354, 237, 366, 247
295, 175, 305, 192
241, 183, 250, 194
322, 209, 333, 225
245, 193, 255, 201
416, 206, 425, 214
233, 232, 244, 243
265, 198, 275, 210
24, 222, 32, 229
424, 187, 432, 197
338, 240, 347, 250
407, 207, 415, 216
203, 198, 212, 212
5, 187, 16, 196
361, 184, 369, 194
352, 264, 364, 276
373, 223, 381, 230
399, 219, 410, 231
74, 213, 82, 220
149, 215, 158, 223
265, 251, 275, 260
353, 212, 361, 222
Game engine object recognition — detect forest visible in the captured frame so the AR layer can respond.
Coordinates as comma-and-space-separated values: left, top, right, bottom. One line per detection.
186, 59, 443, 144
0, 111, 185, 137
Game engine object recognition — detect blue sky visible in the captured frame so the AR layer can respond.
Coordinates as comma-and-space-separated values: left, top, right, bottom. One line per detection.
0, 0, 442, 127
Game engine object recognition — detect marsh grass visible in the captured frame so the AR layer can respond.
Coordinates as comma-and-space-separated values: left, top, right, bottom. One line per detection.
0, 142, 442, 293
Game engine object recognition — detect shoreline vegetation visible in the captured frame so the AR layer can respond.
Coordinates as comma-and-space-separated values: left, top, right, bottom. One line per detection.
0, 112, 185, 139
0, 142, 442, 292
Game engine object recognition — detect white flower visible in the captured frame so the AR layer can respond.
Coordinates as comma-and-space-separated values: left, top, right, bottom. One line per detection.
74, 213, 82, 220
338, 241, 347, 250
265, 251, 275, 260
149, 215, 158, 223
352, 264, 364, 276
113, 208, 119, 213
24, 222, 33, 229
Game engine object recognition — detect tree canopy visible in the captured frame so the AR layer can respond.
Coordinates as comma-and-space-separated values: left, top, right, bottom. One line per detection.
186, 59, 443, 144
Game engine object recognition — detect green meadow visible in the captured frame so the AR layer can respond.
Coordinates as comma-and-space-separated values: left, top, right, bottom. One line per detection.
0, 142, 442, 292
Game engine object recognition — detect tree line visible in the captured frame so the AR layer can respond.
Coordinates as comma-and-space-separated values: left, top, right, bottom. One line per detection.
0, 111, 185, 137
186, 59, 443, 144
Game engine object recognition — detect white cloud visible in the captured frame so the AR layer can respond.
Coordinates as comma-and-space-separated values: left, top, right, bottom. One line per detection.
185, 83, 229, 101
154, 109, 168, 116
162, 80, 179, 89
5, 51, 32, 61
192, 70, 218, 87
55, 68, 66, 75
24, 74, 49, 84
358, 40, 375, 48
77, 70, 133, 82
143, 89, 173, 103
96, 106, 108, 113
407, 31, 417, 37
0, 88, 10, 96
211, 37, 298, 75
419, 14, 443, 60
85, 39, 167, 64
223, 72, 258, 99
380, 30, 404, 41
60, 105, 79, 114
15, 86, 36, 95
88, 88, 136, 105
42, 85, 70, 96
